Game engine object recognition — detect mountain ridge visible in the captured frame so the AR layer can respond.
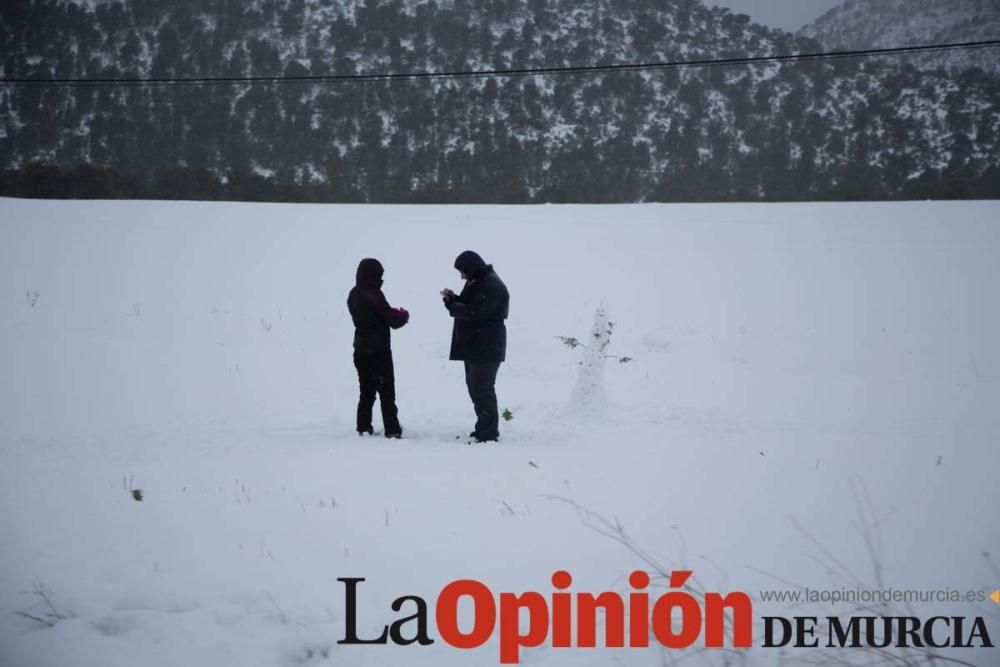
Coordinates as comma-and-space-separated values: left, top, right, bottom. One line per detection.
1, 0, 997, 202
798, 0, 1000, 73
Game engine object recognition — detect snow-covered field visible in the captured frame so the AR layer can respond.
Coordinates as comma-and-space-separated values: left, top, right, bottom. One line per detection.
1, 197, 998, 666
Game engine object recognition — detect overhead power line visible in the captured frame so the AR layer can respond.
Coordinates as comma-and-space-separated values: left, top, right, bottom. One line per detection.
3, 39, 999, 87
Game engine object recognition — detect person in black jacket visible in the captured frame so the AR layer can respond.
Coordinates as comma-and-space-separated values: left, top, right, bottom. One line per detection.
348, 258, 409, 438
441, 250, 509, 442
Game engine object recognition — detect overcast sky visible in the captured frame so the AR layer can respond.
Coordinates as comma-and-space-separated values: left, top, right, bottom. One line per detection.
715, 0, 844, 32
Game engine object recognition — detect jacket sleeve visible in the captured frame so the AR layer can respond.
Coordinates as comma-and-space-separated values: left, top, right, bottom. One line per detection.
446, 283, 499, 322
370, 290, 409, 329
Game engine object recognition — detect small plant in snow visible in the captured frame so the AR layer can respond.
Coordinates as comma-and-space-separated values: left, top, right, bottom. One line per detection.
123, 473, 143, 501
25, 290, 39, 307
15, 577, 75, 628
502, 408, 514, 422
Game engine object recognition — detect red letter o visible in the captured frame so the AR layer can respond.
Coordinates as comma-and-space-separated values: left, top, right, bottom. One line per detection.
652, 592, 702, 648
436, 579, 497, 649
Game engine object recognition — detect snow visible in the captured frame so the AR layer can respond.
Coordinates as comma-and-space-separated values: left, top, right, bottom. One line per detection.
1, 198, 998, 666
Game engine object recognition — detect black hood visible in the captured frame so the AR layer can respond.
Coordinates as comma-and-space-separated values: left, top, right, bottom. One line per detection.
454, 250, 488, 278
356, 258, 384, 288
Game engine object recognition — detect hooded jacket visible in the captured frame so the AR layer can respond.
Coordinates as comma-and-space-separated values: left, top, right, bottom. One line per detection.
444, 251, 509, 362
347, 258, 408, 356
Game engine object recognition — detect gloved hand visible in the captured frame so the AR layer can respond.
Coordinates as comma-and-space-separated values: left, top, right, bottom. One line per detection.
394, 307, 410, 324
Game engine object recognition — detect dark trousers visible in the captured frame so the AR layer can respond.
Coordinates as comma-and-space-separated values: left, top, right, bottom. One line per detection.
354, 351, 400, 435
464, 360, 501, 440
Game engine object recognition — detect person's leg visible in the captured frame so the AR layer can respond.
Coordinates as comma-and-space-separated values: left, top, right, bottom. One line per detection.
467, 361, 501, 440
355, 354, 377, 434
374, 352, 401, 437
463, 360, 477, 436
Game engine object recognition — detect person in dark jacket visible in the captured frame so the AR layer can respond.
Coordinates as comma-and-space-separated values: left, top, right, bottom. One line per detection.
441, 250, 509, 442
348, 258, 409, 438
